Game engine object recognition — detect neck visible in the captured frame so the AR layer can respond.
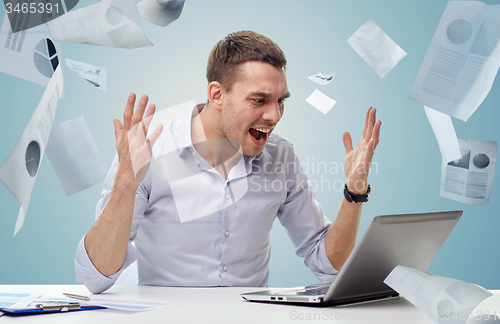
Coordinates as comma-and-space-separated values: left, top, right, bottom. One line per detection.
192, 104, 241, 179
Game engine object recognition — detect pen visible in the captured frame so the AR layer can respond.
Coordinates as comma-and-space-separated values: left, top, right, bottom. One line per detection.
63, 293, 90, 301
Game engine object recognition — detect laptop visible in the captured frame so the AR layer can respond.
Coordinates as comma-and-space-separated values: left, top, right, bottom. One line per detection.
241, 210, 462, 306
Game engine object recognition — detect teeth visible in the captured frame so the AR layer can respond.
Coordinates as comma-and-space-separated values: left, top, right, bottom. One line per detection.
254, 128, 271, 133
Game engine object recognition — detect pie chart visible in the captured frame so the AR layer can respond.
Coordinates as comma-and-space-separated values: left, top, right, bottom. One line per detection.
447, 19, 473, 44
25, 141, 41, 177
473, 153, 490, 169
33, 38, 59, 78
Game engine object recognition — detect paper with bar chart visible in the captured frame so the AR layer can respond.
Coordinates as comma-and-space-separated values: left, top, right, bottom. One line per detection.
440, 139, 497, 205
65, 59, 108, 93
408, 1, 500, 121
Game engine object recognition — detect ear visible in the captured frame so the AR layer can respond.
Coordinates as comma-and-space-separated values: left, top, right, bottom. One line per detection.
207, 81, 224, 111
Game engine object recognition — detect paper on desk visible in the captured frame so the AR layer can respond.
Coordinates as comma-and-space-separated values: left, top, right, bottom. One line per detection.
348, 19, 407, 79
65, 59, 107, 93
0, 293, 42, 309
308, 72, 335, 85
425, 106, 462, 163
384, 266, 492, 324
306, 89, 336, 114
79, 295, 181, 312
46, 116, 107, 196
408, 1, 500, 122
0, 12, 62, 86
138, 0, 185, 27
0, 65, 63, 236
440, 139, 497, 205
47, 0, 153, 49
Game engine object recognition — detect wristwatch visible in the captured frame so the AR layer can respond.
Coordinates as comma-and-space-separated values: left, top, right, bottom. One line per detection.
344, 183, 371, 203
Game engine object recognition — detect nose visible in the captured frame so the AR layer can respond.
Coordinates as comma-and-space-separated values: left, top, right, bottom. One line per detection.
262, 100, 282, 124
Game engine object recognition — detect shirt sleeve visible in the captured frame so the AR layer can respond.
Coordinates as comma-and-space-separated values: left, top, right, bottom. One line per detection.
276, 144, 339, 282
74, 154, 149, 293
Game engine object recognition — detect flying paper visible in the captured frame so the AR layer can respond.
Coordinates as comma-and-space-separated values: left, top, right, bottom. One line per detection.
0, 12, 62, 86
46, 116, 107, 196
305, 89, 336, 114
65, 59, 107, 93
425, 106, 462, 163
408, 1, 500, 121
348, 19, 407, 79
47, 0, 153, 49
384, 266, 492, 324
440, 139, 497, 205
138, 0, 185, 27
308, 72, 335, 85
0, 65, 63, 236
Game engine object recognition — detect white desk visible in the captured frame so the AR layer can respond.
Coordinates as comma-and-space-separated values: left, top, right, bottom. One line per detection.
1, 285, 499, 324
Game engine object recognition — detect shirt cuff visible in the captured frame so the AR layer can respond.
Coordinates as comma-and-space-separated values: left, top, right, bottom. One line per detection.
309, 233, 339, 282
74, 235, 140, 293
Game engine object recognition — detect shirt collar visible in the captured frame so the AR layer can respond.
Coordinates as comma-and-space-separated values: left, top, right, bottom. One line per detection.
175, 104, 204, 155
175, 103, 263, 173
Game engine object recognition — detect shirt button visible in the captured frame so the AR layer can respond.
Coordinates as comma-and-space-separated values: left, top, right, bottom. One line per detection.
223, 265, 227, 271
225, 194, 229, 200
225, 230, 229, 237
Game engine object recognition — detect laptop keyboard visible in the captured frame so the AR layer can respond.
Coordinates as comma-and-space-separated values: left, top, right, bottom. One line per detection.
296, 286, 330, 296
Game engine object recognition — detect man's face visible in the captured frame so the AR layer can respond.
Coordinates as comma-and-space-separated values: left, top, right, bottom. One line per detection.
218, 61, 290, 157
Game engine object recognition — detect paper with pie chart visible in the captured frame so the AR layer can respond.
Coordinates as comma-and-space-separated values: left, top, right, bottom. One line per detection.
47, 0, 153, 49
45, 116, 107, 197
0, 65, 63, 236
440, 139, 497, 205
408, 1, 500, 121
0, 12, 62, 86
138, 0, 185, 27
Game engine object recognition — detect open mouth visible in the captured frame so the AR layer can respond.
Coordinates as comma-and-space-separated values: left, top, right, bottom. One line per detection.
249, 127, 271, 145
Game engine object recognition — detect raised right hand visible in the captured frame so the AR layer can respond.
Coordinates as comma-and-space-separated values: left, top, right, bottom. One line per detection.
113, 93, 163, 184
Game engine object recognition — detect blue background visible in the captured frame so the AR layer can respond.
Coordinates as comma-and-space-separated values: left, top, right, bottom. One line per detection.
0, 0, 499, 289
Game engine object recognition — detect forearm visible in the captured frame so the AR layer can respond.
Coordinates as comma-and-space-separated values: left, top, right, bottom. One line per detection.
85, 166, 139, 277
324, 197, 363, 270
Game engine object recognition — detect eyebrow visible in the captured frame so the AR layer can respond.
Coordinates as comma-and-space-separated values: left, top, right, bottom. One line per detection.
249, 91, 291, 99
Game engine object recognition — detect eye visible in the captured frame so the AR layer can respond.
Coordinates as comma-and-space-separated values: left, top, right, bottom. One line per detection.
253, 99, 265, 104
277, 98, 286, 105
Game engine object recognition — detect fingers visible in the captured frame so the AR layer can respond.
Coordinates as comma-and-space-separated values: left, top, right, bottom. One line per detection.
123, 93, 136, 131
365, 108, 376, 143
131, 94, 149, 126
343, 132, 353, 154
372, 120, 382, 149
143, 104, 156, 132
147, 123, 164, 147
113, 119, 123, 141
362, 107, 372, 139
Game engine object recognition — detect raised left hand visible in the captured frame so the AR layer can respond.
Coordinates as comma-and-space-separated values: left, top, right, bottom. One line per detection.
342, 107, 381, 194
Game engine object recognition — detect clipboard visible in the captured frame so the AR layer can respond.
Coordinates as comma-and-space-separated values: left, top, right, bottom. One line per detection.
0, 303, 106, 316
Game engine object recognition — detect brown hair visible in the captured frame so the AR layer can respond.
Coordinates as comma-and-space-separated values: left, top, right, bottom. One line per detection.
206, 31, 287, 91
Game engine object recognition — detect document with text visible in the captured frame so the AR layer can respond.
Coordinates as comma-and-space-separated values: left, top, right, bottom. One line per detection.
408, 1, 500, 121
0, 66, 63, 236
440, 139, 497, 205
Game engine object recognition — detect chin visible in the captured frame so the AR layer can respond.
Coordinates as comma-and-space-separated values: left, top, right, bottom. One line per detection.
242, 146, 264, 157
